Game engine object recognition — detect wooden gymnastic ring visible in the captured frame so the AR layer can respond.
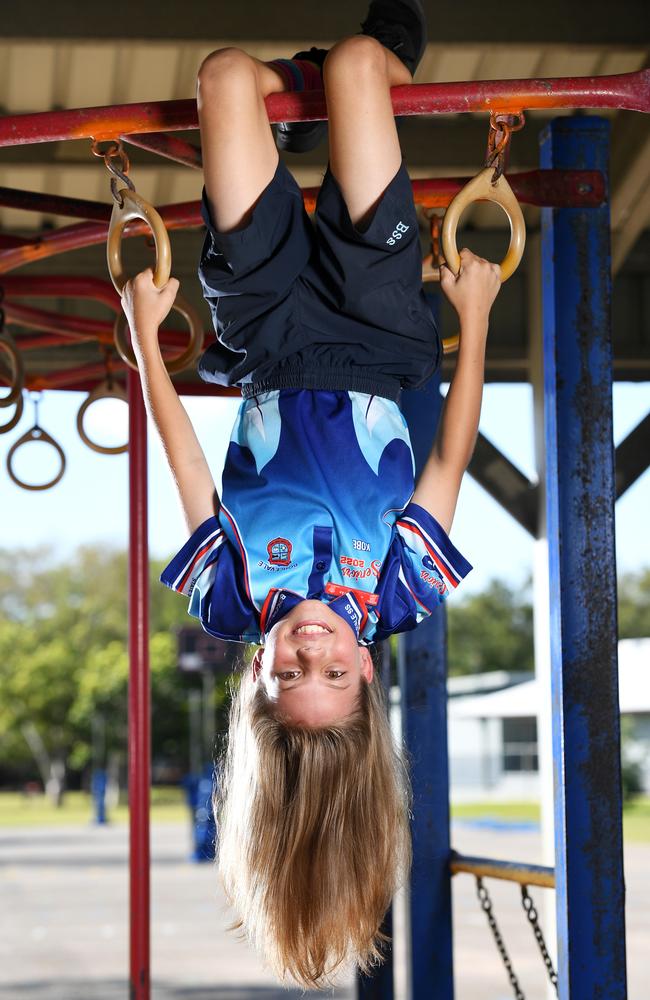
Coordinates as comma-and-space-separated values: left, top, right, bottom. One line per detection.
113, 293, 204, 375
107, 188, 172, 295
0, 333, 25, 408
6, 425, 66, 491
441, 167, 526, 281
421, 255, 461, 356
0, 389, 23, 433
421, 253, 440, 283
76, 379, 128, 455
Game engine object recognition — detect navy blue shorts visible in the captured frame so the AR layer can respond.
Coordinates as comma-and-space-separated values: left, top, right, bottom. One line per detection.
198, 159, 440, 401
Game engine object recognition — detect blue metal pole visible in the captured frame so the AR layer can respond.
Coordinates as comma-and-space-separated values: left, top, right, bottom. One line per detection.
540, 116, 627, 999
399, 349, 454, 1000
91, 768, 108, 825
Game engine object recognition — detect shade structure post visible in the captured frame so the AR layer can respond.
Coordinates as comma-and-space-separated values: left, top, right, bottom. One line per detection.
399, 348, 453, 1000
540, 116, 627, 999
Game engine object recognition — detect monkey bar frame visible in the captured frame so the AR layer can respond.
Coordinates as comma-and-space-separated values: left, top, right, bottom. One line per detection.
0, 70, 645, 999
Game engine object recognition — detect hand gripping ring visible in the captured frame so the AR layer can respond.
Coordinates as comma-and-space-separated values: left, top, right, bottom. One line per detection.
6, 425, 66, 491
113, 293, 205, 375
441, 167, 526, 281
0, 333, 25, 409
0, 389, 24, 434
107, 187, 172, 295
76, 379, 128, 455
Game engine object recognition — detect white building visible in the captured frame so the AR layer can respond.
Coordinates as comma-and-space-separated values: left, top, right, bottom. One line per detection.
447, 637, 650, 801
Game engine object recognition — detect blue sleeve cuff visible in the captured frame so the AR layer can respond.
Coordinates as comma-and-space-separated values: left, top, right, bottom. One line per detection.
397, 502, 472, 588
160, 516, 224, 596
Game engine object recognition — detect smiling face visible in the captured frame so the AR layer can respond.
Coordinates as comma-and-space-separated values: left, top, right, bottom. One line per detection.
252, 599, 374, 727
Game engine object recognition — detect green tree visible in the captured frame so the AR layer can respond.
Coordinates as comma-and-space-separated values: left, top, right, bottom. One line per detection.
618, 568, 650, 638
447, 578, 534, 676
0, 546, 227, 797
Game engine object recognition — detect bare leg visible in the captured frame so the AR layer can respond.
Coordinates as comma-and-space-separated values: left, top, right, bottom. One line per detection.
323, 36, 412, 230
196, 48, 290, 234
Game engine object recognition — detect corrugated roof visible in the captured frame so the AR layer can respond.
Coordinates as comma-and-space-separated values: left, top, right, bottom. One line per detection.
449, 638, 650, 718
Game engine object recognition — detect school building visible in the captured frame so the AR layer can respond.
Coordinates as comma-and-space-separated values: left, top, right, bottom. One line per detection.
446, 637, 650, 801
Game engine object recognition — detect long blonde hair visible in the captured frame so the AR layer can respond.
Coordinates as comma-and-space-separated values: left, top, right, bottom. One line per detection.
215, 657, 411, 989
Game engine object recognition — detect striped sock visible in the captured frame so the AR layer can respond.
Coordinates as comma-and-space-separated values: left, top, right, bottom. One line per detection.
266, 57, 324, 92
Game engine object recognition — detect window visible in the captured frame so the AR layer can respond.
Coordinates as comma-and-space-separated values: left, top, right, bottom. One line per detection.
502, 717, 538, 772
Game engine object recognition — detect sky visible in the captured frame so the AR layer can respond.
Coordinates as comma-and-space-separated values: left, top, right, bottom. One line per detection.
0, 381, 648, 595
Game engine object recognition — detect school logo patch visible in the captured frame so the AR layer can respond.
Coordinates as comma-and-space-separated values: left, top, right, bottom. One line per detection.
267, 537, 293, 566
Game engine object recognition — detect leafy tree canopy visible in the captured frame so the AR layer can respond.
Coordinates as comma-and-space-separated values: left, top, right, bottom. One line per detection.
0, 546, 227, 784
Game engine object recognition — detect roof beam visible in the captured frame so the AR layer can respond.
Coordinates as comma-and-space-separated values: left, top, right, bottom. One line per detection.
2, 0, 648, 45
467, 432, 539, 535
615, 412, 650, 499
610, 115, 650, 274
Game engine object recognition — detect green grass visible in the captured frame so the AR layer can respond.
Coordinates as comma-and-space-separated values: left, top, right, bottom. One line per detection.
0, 786, 187, 827
622, 795, 650, 842
452, 801, 541, 823
1, 790, 649, 842
451, 797, 650, 843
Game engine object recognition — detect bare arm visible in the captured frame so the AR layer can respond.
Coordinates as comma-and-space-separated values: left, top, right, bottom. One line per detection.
121, 270, 218, 534
411, 249, 501, 533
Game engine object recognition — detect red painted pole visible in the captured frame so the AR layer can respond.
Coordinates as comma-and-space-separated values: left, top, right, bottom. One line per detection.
0, 70, 647, 147
0, 171, 604, 276
127, 368, 150, 1000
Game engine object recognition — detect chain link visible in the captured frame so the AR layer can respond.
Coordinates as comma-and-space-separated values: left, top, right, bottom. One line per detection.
485, 111, 526, 183
521, 885, 559, 993
91, 138, 136, 206
475, 876, 526, 1000
29, 390, 42, 428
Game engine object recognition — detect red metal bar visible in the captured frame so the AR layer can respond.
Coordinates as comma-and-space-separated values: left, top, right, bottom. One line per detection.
303, 169, 605, 212
0, 274, 121, 307
0, 201, 200, 274
0, 71, 646, 148
5, 301, 113, 342
0, 185, 111, 222
0, 170, 604, 275
128, 367, 150, 1000
27, 362, 109, 390
8, 333, 83, 352
122, 132, 202, 169
4, 299, 209, 354
23, 370, 240, 395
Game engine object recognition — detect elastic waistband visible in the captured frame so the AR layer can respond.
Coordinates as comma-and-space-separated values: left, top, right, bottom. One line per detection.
241, 367, 401, 401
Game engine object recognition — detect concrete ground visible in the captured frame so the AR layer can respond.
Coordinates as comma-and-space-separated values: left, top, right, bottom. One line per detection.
0, 820, 645, 999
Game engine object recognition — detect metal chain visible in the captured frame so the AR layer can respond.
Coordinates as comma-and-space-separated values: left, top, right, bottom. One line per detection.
485, 111, 526, 183
475, 877, 526, 1000
521, 885, 559, 993
29, 390, 42, 429
91, 138, 136, 206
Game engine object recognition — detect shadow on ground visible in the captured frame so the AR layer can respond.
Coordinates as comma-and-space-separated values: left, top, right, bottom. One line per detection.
0, 983, 351, 999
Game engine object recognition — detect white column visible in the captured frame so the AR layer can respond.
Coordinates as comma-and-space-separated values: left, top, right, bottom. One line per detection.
528, 233, 558, 989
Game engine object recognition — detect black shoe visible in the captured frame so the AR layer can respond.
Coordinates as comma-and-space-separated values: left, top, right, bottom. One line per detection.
360, 0, 428, 77
275, 47, 329, 154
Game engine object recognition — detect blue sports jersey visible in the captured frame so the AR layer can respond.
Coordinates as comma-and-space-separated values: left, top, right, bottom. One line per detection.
161, 389, 471, 644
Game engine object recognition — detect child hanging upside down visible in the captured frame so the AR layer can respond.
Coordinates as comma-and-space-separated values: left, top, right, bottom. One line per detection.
122, 0, 501, 989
